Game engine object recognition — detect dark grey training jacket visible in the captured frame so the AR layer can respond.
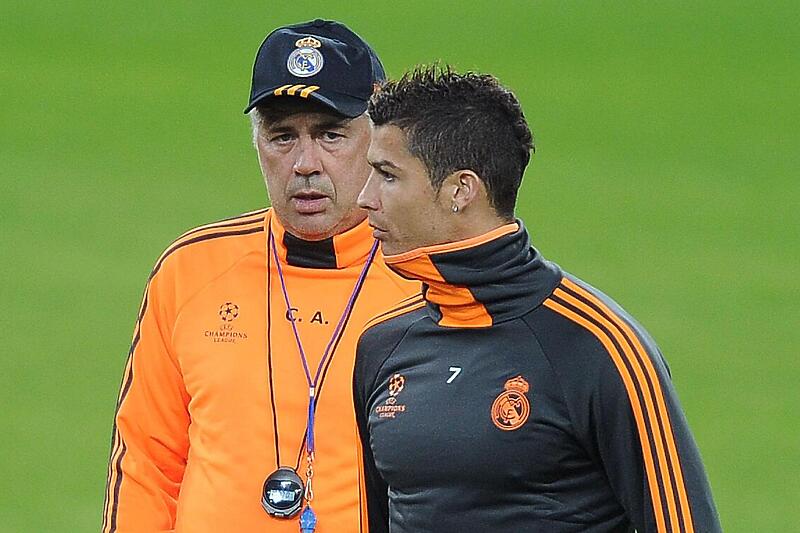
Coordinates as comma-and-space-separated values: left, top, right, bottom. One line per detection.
354, 222, 721, 533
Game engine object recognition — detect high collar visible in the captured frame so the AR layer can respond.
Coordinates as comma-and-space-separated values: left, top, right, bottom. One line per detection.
384, 221, 562, 327
265, 209, 376, 269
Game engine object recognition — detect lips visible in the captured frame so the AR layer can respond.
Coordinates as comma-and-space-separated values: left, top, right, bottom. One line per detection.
368, 220, 389, 239
291, 191, 330, 214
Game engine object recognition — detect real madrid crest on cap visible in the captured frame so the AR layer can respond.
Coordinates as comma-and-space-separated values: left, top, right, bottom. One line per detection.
287, 37, 324, 78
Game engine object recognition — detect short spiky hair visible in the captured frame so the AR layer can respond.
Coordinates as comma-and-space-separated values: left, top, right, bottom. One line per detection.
368, 65, 534, 219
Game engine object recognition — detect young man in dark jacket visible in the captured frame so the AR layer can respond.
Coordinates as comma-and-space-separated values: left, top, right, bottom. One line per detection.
353, 66, 721, 533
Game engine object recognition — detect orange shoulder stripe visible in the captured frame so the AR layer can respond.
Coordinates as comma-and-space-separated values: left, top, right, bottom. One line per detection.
551, 286, 678, 531
362, 294, 425, 332
134, 217, 265, 353
561, 278, 694, 532
543, 295, 668, 533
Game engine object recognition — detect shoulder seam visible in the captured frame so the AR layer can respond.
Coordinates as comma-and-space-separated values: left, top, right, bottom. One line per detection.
519, 312, 585, 454
153, 208, 267, 272
151, 222, 265, 282
175, 208, 268, 241
362, 294, 425, 332
364, 313, 427, 398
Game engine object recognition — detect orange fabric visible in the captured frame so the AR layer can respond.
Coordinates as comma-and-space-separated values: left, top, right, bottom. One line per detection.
103, 209, 419, 533
382, 226, 520, 328
397, 254, 492, 328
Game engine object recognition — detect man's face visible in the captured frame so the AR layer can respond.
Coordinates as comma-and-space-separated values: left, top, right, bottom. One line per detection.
358, 124, 456, 256
255, 110, 372, 241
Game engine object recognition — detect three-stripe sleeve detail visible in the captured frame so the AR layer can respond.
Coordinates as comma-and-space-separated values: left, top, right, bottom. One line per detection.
543, 278, 693, 533
102, 213, 266, 532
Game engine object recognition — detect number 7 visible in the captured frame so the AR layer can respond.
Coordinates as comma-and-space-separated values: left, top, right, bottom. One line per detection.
447, 366, 462, 384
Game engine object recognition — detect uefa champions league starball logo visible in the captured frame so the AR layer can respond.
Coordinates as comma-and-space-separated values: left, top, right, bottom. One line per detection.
388, 373, 405, 397
205, 302, 248, 344
287, 36, 324, 78
219, 302, 239, 322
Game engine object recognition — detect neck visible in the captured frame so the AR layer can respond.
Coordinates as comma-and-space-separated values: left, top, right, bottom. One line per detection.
447, 214, 513, 244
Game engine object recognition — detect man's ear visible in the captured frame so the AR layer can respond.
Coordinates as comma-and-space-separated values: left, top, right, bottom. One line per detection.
446, 170, 486, 213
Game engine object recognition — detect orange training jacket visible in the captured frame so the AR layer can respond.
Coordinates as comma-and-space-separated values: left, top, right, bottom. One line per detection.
102, 208, 420, 533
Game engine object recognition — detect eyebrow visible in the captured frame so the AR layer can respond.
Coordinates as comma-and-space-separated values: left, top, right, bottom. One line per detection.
315, 117, 352, 130
265, 116, 353, 134
369, 159, 400, 170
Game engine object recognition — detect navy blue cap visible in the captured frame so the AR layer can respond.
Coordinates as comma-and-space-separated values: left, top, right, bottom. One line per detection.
245, 19, 385, 117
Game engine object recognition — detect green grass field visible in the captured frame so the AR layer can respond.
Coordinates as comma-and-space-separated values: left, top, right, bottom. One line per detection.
2, 1, 798, 531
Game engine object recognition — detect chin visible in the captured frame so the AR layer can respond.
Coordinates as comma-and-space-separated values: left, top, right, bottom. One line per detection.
285, 217, 336, 241
379, 241, 408, 257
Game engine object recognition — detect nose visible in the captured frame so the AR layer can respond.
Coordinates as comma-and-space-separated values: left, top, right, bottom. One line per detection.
292, 138, 323, 177
357, 170, 380, 211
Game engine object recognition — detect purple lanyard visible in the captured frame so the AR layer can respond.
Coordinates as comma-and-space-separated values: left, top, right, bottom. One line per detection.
269, 229, 378, 456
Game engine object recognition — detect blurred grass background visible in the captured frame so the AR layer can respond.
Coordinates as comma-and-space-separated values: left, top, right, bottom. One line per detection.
1, 1, 798, 531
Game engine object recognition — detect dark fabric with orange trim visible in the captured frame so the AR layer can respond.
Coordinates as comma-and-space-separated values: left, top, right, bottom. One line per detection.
385, 221, 561, 327
354, 223, 721, 533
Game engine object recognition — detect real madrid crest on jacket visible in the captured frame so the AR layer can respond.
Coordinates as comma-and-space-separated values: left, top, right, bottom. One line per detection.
354, 222, 721, 533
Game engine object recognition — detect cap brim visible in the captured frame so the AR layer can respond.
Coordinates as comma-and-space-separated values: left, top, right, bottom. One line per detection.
244, 87, 368, 118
